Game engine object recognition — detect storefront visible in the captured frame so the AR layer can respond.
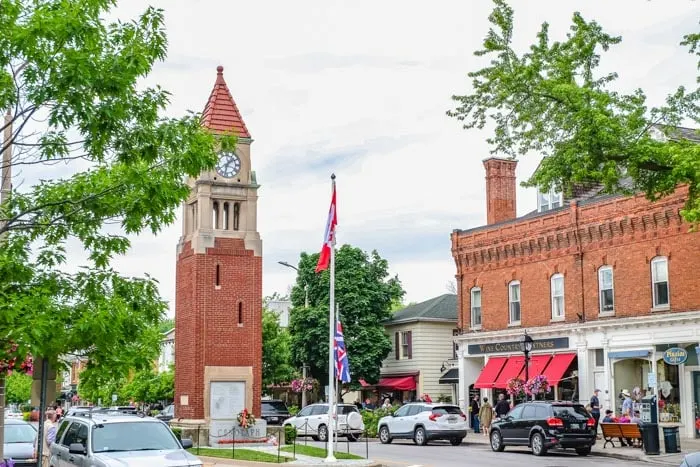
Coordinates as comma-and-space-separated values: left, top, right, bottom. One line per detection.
456, 310, 700, 438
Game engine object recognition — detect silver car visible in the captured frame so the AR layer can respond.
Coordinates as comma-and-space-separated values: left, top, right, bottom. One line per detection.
5, 419, 38, 467
49, 413, 200, 467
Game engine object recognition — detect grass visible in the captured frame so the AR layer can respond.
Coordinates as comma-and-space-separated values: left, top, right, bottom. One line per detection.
188, 447, 289, 463
280, 444, 363, 460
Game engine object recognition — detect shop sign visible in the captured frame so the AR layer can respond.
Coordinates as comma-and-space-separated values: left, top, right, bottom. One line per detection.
662, 347, 688, 365
467, 337, 569, 355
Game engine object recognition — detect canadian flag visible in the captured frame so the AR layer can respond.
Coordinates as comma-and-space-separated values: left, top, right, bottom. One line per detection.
315, 184, 337, 273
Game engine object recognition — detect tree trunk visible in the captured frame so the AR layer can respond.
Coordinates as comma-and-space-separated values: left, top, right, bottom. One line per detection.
0, 375, 6, 460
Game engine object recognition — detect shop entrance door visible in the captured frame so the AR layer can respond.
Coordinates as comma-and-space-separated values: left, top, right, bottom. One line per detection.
693, 372, 700, 438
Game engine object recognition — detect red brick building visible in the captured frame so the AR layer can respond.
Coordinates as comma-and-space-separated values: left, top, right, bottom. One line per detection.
451, 137, 700, 437
174, 66, 263, 430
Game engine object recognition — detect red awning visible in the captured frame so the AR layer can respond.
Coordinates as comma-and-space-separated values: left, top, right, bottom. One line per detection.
359, 379, 370, 387
541, 353, 577, 383
493, 356, 525, 388
473, 356, 507, 389
377, 376, 416, 391
518, 354, 552, 379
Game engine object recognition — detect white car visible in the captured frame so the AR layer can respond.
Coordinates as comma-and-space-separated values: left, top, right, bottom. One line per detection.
283, 403, 364, 442
4, 408, 23, 420
377, 402, 468, 446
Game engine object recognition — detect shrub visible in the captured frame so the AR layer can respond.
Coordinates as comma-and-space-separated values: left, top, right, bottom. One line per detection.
284, 425, 297, 444
171, 427, 182, 441
361, 407, 396, 438
22, 412, 30, 422
288, 405, 299, 416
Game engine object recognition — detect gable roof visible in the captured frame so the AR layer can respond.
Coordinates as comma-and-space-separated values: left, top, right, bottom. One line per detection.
386, 294, 457, 324
201, 66, 251, 138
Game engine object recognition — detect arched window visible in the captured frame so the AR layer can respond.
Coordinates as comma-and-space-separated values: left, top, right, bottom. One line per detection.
651, 256, 669, 308
212, 201, 219, 229
550, 273, 564, 320
238, 302, 243, 325
233, 203, 240, 231
470, 287, 482, 329
598, 266, 614, 314
508, 281, 521, 324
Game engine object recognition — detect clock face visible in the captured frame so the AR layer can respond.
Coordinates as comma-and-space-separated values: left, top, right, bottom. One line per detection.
215, 152, 241, 178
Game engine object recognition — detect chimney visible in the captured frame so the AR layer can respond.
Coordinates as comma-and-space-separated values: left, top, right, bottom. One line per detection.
483, 157, 518, 225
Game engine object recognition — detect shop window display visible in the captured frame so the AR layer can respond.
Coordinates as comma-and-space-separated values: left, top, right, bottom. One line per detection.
657, 359, 681, 423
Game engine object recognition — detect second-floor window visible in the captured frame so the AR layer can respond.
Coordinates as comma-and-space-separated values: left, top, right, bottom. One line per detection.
551, 274, 564, 319
509, 281, 521, 324
538, 187, 563, 212
598, 266, 614, 314
395, 331, 412, 360
651, 256, 669, 308
471, 287, 482, 328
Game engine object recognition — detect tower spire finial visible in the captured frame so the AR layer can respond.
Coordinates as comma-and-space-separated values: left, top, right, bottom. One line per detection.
217, 65, 224, 75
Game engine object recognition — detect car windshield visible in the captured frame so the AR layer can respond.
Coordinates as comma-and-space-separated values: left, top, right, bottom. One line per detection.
553, 405, 589, 420
5, 425, 36, 443
263, 401, 288, 412
432, 406, 461, 415
92, 422, 180, 453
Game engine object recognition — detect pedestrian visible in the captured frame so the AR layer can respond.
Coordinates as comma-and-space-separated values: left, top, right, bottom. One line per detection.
478, 397, 493, 437
35, 409, 57, 467
469, 395, 480, 433
494, 393, 510, 419
590, 389, 601, 437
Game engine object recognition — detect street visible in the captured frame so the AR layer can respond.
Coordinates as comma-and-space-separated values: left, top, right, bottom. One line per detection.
295, 439, 677, 467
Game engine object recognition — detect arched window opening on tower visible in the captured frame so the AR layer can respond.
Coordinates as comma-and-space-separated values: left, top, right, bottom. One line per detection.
212, 201, 219, 229
215, 264, 220, 287
233, 203, 240, 231
238, 302, 243, 325
223, 202, 230, 230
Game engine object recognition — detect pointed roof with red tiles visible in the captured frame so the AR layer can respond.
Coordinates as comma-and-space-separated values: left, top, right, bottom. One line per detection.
201, 66, 251, 138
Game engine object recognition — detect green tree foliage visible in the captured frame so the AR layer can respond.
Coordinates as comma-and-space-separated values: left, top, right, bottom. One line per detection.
288, 245, 405, 384
262, 308, 295, 388
0, 1, 232, 387
5, 372, 31, 405
448, 0, 700, 223
158, 318, 175, 334
121, 368, 174, 403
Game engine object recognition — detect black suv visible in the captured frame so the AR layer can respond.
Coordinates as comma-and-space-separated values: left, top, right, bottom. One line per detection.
261, 400, 290, 425
489, 401, 596, 456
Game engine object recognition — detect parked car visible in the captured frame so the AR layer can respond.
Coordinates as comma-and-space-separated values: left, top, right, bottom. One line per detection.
5, 408, 24, 420
680, 451, 700, 467
261, 400, 289, 426
283, 403, 364, 442
156, 404, 175, 422
49, 413, 199, 467
377, 402, 467, 446
4, 419, 38, 467
489, 401, 596, 456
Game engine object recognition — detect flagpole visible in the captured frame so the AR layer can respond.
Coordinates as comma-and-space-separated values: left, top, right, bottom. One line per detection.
334, 302, 339, 453
325, 174, 337, 463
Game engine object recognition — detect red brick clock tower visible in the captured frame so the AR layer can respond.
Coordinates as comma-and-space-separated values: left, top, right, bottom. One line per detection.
174, 66, 262, 426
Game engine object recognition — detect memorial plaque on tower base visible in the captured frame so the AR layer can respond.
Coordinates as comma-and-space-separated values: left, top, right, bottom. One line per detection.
208, 420, 268, 447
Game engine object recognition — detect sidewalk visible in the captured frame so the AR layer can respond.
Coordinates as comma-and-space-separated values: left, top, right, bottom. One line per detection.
466, 430, 698, 465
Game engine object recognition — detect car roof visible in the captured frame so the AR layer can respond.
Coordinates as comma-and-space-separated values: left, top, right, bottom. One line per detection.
63, 414, 162, 425
4, 419, 31, 425
404, 402, 458, 407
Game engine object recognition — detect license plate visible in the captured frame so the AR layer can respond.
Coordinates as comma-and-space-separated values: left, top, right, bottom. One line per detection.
448, 417, 457, 424
270, 417, 278, 422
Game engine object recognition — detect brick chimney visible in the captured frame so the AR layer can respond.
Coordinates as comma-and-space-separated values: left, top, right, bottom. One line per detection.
483, 157, 517, 225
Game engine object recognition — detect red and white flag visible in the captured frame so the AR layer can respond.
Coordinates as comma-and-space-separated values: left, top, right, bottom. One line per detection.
315, 183, 337, 273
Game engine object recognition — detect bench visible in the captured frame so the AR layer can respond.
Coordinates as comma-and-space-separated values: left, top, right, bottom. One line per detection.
600, 422, 643, 448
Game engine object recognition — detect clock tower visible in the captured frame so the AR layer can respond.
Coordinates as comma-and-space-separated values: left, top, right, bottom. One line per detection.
174, 66, 263, 427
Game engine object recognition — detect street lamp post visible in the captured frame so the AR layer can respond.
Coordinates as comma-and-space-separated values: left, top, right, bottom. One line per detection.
520, 331, 534, 399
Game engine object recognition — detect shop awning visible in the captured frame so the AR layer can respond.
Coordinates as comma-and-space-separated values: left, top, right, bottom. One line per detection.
377, 375, 416, 390
608, 350, 650, 359
359, 379, 370, 387
493, 356, 525, 388
438, 368, 459, 385
474, 356, 507, 389
541, 352, 577, 383
518, 354, 552, 379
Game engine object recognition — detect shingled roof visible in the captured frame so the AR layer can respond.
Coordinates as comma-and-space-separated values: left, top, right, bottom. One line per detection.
201, 66, 251, 138
386, 294, 457, 324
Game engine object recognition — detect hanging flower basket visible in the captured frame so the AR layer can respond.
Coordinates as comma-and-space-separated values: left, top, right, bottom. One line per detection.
525, 375, 551, 395
290, 377, 316, 393
0, 342, 33, 376
506, 377, 525, 397
237, 408, 256, 428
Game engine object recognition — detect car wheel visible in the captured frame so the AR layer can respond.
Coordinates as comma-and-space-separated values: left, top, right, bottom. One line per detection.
530, 432, 547, 456
414, 426, 428, 446
347, 433, 360, 442
379, 426, 392, 444
490, 430, 505, 452
575, 446, 591, 456
318, 424, 329, 442
450, 437, 463, 446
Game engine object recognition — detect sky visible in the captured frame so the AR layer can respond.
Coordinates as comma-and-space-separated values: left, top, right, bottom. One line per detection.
23, 0, 700, 315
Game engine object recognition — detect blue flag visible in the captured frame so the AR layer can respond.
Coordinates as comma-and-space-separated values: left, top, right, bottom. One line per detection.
334, 320, 351, 383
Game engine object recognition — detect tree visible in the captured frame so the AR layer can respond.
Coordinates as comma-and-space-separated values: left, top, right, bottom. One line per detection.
262, 308, 295, 388
448, 0, 700, 223
288, 245, 405, 385
121, 367, 174, 403
5, 372, 31, 405
158, 318, 175, 334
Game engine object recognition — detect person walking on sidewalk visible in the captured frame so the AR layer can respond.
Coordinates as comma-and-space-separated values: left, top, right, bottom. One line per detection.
469, 395, 480, 433
35, 409, 57, 467
590, 389, 602, 436
494, 393, 510, 419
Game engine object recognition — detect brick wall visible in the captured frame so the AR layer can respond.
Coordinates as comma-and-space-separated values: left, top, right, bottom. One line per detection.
484, 158, 517, 225
175, 238, 263, 419
452, 187, 700, 331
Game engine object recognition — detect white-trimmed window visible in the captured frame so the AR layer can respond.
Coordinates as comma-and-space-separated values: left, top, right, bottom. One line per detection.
551, 274, 564, 319
538, 187, 563, 212
651, 256, 669, 308
471, 287, 482, 328
598, 266, 614, 314
509, 281, 521, 324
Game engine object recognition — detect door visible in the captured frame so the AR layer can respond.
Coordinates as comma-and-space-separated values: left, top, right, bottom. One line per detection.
309, 405, 329, 434
388, 404, 411, 435
515, 404, 536, 443
406, 404, 426, 433
499, 404, 524, 442
293, 405, 314, 435
57, 421, 89, 467
692, 371, 700, 438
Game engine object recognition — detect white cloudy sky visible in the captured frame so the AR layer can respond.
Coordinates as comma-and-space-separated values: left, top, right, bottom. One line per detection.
41, 0, 700, 314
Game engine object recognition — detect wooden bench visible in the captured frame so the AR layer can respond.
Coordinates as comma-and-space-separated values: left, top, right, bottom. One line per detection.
600, 422, 643, 448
